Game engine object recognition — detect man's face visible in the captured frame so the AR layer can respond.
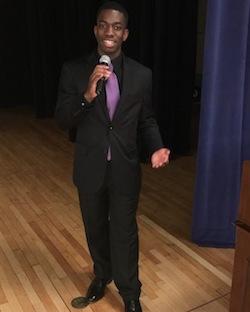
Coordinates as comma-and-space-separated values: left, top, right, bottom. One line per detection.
94, 9, 129, 59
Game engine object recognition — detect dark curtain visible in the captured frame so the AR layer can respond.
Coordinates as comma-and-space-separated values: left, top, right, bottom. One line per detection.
0, 0, 198, 154
192, 0, 250, 247
0, 0, 32, 106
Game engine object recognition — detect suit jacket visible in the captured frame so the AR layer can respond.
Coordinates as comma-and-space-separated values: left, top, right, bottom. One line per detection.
55, 52, 164, 195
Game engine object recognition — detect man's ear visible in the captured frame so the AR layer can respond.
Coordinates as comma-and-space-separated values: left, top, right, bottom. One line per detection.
123, 29, 129, 42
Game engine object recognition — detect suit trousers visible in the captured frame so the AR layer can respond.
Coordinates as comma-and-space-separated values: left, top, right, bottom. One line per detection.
78, 162, 142, 300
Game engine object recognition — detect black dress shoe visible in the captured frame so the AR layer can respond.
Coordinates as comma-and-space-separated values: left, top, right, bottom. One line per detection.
124, 299, 142, 312
71, 277, 112, 308
86, 277, 112, 302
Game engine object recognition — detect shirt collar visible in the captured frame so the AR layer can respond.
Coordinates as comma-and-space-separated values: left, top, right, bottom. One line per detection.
111, 53, 123, 73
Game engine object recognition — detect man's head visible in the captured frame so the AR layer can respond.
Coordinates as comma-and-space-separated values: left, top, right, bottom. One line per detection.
94, 1, 129, 59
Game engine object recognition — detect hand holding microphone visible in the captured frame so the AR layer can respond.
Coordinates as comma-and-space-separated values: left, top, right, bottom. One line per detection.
83, 55, 111, 103
96, 55, 111, 95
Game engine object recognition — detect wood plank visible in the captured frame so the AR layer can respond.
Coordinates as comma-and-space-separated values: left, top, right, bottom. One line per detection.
190, 294, 230, 311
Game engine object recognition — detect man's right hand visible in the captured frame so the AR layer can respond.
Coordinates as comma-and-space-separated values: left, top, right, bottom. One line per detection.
84, 64, 111, 102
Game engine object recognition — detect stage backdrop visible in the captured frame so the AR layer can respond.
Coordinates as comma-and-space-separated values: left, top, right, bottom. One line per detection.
0, 0, 198, 154
192, 0, 250, 247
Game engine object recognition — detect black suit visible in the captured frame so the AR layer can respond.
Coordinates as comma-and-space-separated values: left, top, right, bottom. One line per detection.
55, 52, 164, 300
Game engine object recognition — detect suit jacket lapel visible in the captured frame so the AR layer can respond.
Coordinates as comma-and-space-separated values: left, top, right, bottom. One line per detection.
112, 56, 131, 121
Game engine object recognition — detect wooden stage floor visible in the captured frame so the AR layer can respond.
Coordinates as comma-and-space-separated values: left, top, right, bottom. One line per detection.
0, 107, 234, 311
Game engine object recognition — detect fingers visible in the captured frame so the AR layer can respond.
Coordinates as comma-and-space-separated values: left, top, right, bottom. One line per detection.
85, 65, 111, 100
90, 65, 111, 83
152, 163, 161, 169
152, 160, 168, 169
151, 154, 170, 169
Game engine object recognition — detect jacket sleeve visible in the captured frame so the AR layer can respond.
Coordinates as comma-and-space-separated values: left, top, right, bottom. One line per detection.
54, 62, 93, 130
138, 70, 164, 158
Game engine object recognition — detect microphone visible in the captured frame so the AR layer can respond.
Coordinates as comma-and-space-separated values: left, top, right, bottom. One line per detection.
96, 55, 111, 95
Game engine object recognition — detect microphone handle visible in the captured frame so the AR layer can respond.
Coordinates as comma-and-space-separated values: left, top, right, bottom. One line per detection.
96, 77, 105, 95
96, 60, 109, 95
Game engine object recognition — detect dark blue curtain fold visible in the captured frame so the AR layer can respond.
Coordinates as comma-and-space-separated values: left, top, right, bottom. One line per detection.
192, 0, 250, 247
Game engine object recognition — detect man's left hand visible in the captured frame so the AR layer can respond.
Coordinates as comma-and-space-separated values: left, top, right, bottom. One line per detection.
151, 148, 170, 169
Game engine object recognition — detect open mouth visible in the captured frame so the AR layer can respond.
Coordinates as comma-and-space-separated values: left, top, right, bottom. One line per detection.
103, 40, 116, 48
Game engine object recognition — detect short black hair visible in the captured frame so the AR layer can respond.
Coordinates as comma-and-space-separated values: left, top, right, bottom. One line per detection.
96, 1, 129, 27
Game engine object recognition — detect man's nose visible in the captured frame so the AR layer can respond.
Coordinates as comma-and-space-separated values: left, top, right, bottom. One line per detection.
105, 25, 114, 36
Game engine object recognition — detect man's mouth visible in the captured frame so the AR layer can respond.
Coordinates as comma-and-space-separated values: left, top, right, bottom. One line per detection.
103, 40, 115, 48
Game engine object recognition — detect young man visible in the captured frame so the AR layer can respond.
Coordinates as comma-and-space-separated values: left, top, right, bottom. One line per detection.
55, 2, 170, 311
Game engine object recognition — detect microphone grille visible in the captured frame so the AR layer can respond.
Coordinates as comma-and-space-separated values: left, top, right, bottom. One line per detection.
99, 55, 111, 66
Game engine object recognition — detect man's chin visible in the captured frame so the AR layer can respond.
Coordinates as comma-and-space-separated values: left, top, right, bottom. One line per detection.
100, 46, 117, 54
98, 46, 121, 58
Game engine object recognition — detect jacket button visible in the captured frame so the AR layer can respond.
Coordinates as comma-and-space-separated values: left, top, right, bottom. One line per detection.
109, 125, 113, 130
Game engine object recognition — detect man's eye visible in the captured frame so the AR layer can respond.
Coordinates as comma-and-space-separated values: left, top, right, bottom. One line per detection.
114, 26, 122, 31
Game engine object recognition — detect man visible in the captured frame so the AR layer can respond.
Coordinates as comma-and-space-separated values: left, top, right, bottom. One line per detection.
55, 2, 170, 311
